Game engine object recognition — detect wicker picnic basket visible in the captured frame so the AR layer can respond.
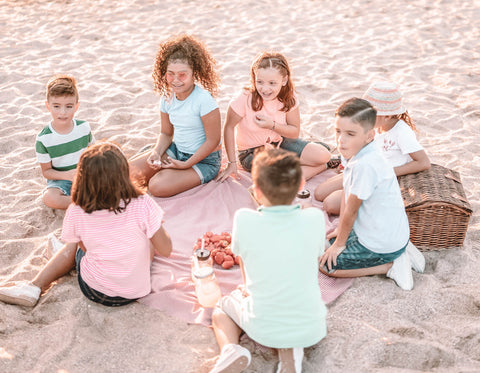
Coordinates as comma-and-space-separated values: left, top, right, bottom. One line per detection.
398, 164, 472, 250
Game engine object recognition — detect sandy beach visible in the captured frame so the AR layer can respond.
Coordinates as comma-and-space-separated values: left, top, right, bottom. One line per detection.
1, 0, 479, 372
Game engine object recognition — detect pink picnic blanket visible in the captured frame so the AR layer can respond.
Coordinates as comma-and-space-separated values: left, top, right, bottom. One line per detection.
138, 170, 353, 326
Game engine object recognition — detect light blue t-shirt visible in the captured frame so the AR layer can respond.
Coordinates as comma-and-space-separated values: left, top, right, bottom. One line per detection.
232, 205, 327, 348
343, 141, 410, 253
160, 85, 218, 154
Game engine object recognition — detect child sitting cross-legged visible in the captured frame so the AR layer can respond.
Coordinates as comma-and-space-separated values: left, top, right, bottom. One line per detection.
319, 98, 425, 291
209, 148, 327, 373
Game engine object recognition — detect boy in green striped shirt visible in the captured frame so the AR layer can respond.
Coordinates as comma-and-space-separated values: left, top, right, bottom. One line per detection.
35, 74, 95, 209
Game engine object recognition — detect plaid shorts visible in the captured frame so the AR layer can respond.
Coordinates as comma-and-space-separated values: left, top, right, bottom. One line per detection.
328, 230, 407, 270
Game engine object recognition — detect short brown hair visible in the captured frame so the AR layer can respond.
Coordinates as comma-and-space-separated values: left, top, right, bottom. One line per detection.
252, 148, 302, 206
336, 98, 377, 132
46, 74, 79, 102
152, 34, 220, 97
72, 142, 143, 213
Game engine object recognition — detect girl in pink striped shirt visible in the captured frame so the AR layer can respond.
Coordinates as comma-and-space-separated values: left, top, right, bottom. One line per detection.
0, 142, 172, 307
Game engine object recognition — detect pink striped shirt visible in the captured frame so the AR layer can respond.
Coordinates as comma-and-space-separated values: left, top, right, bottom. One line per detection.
62, 194, 164, 299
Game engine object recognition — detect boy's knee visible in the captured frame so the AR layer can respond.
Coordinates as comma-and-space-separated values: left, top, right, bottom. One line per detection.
43, 189, 69, 209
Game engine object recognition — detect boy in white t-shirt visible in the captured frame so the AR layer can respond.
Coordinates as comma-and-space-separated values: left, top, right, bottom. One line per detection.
209, 148, 327, 373
319, 98, 425, 291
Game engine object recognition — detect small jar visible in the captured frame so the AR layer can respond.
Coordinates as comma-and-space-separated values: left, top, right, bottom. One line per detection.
294, 189, 312, 208
193, 267, 222, 308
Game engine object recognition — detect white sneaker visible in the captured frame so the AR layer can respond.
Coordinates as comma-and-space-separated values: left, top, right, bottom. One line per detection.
44, 233, 64, 260
0, 281, 41, 307
277, 347, 304, 373
210, 344, 251, 373
386, 252, 414, 290
406, 241, 425, 273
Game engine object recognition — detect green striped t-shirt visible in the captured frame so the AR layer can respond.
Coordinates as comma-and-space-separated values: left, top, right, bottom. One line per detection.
35, 119, 95, 171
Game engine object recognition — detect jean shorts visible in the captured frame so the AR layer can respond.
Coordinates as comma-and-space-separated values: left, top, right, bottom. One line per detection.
75, 248, 136, 307
46, 179, 72, 196
237, 137, 309, 172
166, 142, 221, 183
328, 230, 407, 270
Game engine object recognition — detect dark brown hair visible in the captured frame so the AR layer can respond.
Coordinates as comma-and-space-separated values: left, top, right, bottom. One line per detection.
336, 98, 377, 132
72, 142, 143, 214
248, 52, 296, 112
152, 34, 220, 97
46, 74, 79, 102
252, 148, 302, 205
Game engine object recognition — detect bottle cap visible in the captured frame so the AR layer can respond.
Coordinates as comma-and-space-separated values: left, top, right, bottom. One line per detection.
193, 266, 214, 279
195, 248, 211, 261
296, 189, 311, 199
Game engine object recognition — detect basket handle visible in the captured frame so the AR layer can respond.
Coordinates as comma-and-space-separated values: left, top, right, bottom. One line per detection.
444, 172, 461, 183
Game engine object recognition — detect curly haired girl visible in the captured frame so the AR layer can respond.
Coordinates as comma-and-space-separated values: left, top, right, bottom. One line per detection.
130, 34, 222, 197
216, 51, 333, 183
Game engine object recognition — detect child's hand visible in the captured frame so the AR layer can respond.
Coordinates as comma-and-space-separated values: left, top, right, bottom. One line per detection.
319, 243, 345, 272
147, 150, 162, 169
161, 157, 189, 170
253, 114, 274, 130
215, 162, 240, 182
326, 228, 338, 240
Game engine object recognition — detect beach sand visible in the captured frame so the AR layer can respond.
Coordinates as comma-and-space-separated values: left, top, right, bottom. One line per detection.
1, 0, 479, 371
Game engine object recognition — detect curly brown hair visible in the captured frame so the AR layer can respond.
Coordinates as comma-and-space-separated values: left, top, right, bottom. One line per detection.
72, 142, 143, 214
152, 34, 220, 98
248, 52, 296, 112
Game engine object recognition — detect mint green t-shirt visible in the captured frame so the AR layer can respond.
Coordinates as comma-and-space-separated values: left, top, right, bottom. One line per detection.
232, 205, 327, 348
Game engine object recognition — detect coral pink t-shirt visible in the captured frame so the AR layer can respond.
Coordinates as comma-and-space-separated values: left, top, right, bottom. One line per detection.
62, 194, 164, 299
230, 91, 298, 150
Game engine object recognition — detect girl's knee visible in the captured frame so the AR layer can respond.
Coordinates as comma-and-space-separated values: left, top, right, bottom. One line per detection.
323, 196, 340, 215
148, 177, 173, 197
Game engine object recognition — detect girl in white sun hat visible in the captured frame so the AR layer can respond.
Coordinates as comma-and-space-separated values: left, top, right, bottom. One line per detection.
363, 81, 431, 175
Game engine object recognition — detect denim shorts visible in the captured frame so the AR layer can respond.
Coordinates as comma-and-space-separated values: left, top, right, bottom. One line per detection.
166, 142, 221, 183
75, 248, 137, 307
237, 137, 309, 172
46, 179, 72, 196
328, 230, 406, 270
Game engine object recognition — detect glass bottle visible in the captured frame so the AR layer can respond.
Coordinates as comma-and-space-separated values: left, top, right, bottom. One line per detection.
192, 248, 222, 307
294, 189, 312, 208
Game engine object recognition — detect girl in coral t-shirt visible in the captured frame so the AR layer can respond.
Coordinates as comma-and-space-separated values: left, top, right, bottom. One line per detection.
216, 52, 334, 182
0, 142, 172, 307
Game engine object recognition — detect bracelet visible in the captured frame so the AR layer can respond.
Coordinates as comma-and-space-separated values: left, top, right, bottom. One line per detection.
227, 161, 237, 164
272, 121, 276, 130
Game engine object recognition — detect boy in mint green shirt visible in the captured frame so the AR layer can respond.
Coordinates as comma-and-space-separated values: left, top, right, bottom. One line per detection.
209, 149, 327, 373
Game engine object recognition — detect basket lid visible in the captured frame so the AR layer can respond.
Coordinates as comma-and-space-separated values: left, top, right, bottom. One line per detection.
398, 164, 472, 213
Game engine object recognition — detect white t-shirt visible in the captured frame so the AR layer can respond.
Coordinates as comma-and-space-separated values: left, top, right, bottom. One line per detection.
160, 85, 218, 154
374, 119, 423, 167
343, 142, 410, 253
